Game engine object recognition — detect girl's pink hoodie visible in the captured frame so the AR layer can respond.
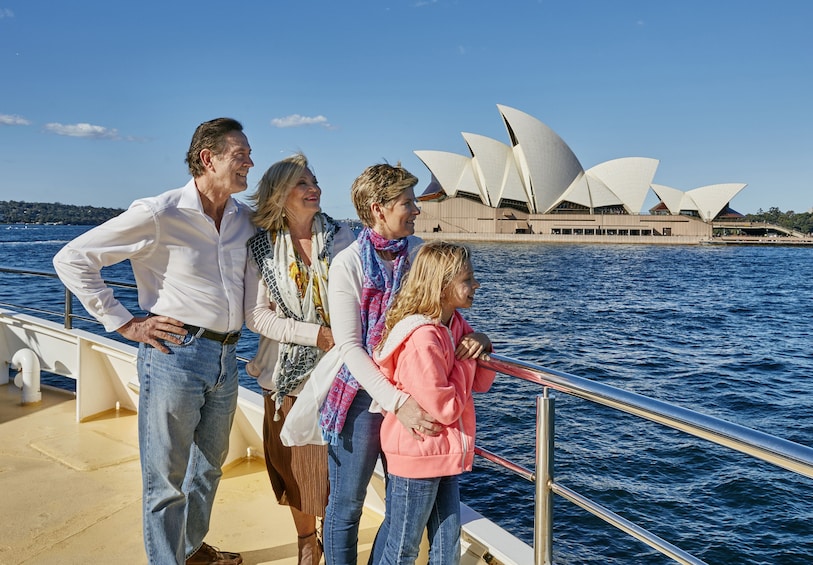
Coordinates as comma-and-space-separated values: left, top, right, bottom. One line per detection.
374, 311, 496, 479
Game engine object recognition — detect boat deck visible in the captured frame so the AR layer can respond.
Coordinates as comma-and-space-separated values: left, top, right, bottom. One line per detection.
0, 382, 381, 565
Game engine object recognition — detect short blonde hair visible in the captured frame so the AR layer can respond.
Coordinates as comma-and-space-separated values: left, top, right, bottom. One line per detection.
350, 163, 418, 227
248, 153, 311, 231
380, 241, 472, 345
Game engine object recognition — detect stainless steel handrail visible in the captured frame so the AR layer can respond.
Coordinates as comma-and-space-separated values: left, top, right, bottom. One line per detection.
0, 266, 137, 329
477, 353, 813, 565
480, 354, 813, 479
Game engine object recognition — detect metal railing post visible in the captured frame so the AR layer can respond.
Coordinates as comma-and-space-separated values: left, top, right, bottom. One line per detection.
535, 389, 555, 564
64, 288, 73, 329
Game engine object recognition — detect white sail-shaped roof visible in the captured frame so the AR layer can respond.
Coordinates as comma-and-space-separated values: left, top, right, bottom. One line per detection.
557, 173, 592, 209
585, 176, 623, 209
462, 132, 527, 208
414, 105, 747, 220
414, 150, 481, 202
651, 184, 685, 215
678, 193, 700, 215
686, 184, 747, 221
497, 104, 584, 214
586, 157, 659, 214
652, 183, 746, 221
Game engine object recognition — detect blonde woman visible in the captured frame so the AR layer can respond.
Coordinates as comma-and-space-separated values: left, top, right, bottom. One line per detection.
244, 153, 354, 565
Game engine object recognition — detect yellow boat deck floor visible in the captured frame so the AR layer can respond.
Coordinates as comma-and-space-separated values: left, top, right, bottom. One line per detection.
0, 383, 380, 565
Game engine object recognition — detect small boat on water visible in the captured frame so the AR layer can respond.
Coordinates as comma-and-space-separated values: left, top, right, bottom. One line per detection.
2, 267, 813, 565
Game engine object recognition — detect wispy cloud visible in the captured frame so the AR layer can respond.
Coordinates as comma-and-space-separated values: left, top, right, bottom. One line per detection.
271, 114, 332, 129
44, 122, 121, 139
0, 114, 30, 126
0, 8, 14, 18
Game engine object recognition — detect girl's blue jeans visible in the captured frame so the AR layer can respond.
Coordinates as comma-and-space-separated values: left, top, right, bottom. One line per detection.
378, 474, 461, 565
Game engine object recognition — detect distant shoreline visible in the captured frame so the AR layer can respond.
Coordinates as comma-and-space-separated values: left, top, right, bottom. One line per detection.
5, 223, 812, 247
417, 231, 813, 246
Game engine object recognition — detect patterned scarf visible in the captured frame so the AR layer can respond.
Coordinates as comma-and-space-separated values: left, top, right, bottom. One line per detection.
319, 227, 411, 443
249, 213, 339, 410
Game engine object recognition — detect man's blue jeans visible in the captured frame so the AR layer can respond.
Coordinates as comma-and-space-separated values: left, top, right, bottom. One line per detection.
378, 474, 461, 565
323, 390, 384, 565
137, 334, 238, 564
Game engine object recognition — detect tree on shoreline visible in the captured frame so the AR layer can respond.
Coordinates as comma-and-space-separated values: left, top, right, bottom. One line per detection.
746, 207, 813, 235
0, 200, 125, 225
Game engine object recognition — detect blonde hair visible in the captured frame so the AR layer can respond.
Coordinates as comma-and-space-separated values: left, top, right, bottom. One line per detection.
248, 153, 312, 231
380, 241, 471, 346
350, 163, 418, 227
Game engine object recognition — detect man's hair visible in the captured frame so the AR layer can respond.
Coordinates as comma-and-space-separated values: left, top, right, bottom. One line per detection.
185, 117, 244, 178
248, 153, 311, 232
379, 240, 472, 346
350, 163, 418, 227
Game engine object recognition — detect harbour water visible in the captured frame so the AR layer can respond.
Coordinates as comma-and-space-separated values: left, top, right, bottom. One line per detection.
2, 224, 812, 564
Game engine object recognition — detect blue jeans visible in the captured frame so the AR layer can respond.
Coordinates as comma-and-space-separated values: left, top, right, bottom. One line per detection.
323, 390, 384, 565
378, 474, 461, 565
138, 334, 239, 565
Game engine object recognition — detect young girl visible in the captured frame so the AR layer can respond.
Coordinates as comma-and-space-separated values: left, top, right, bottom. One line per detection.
373, 240, 496, 565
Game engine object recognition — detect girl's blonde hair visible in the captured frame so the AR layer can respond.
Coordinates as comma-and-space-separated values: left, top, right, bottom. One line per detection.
248, 152, 312, 231
380, 241, 471, 346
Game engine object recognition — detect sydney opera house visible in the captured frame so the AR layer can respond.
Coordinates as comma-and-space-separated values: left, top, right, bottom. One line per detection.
413, 105, 746, 243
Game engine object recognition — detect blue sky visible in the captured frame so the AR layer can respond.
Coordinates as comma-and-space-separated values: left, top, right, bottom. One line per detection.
1, 1, 811, 219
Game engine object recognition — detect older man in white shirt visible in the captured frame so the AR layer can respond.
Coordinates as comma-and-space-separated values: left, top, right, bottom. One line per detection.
53, 117, 254, 565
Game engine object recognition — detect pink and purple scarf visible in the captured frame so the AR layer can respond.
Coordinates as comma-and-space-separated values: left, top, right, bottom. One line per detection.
319, 227, 411, 443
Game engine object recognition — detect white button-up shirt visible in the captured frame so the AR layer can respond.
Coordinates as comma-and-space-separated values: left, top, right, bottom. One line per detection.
53, 179, 255, 333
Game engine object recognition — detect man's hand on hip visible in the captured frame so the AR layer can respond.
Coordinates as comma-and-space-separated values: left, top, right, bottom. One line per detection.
118, 315, 187, 354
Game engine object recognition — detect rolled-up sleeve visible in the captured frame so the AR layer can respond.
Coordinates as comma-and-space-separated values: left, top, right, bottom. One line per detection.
53, 204, 155, 332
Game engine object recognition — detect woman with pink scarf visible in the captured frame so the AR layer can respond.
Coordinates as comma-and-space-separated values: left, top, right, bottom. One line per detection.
319, 163, 490, 564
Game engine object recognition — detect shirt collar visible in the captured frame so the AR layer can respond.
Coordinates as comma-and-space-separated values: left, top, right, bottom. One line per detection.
179, 178, 238, 216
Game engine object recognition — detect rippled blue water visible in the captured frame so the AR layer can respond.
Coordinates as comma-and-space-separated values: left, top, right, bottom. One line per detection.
2, 225, 812, 564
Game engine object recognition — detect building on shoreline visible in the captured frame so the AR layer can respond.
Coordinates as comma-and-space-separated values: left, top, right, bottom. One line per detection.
414, 196, 713, 244
413, 105, 747, 244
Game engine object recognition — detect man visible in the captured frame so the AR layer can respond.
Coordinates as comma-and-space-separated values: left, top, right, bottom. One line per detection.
53, 117, 255, 565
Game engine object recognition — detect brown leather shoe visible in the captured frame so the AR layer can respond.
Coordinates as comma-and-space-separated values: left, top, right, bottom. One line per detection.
186, 542, 243, 565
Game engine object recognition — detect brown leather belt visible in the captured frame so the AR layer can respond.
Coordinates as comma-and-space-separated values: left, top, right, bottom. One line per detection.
182, 324, 241, 345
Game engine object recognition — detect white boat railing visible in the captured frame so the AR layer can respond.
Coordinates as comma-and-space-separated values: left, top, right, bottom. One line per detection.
3, 266, 813, 564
